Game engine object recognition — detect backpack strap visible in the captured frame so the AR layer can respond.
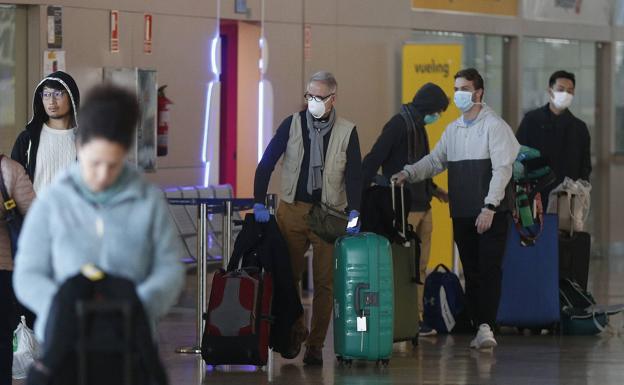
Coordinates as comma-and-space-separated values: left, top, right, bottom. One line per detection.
399, 105, 417, 164
0, 155, 16, 212
513, 188, 545, 246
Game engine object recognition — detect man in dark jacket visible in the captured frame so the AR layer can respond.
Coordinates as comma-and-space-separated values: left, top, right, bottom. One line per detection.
11, 71, 80, 194
516, 70, 591, 207
361, 82, 449, 335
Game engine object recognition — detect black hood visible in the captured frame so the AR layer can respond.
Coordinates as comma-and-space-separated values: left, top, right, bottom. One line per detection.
410, 82, 449, 116
26, 71, 80, 135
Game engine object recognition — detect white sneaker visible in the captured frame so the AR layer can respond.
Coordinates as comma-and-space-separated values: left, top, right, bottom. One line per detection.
470, 324, 497, 349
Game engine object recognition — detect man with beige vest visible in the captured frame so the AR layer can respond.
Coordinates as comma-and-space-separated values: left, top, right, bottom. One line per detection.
253, 71, 362, 366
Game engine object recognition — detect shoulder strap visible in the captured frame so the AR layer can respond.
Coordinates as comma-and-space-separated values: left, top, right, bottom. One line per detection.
0, 155, 11, 204
399, 105, 417, 164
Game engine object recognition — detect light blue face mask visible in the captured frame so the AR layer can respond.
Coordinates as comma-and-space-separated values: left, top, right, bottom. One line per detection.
454, 90, 474, 112
423, 113, 440, 125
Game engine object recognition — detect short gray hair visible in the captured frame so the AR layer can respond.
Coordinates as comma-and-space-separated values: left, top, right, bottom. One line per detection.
308, 71, 337, 93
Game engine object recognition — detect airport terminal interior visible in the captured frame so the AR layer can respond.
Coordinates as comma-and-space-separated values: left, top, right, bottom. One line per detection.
3, 0, 624, 384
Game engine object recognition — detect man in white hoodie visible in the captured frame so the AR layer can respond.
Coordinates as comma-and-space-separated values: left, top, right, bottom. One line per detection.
393, 68, 519, 349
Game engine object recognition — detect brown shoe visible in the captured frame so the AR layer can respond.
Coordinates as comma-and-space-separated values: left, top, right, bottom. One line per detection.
303, 345, 323, 366
280, 327, 309, 359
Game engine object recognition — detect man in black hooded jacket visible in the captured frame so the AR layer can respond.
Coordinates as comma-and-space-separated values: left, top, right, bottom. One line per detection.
361, 82, 449, 335
11, 71, 80, 194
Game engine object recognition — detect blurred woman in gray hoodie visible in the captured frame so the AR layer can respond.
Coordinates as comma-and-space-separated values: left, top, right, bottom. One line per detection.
13, 84, 185, 342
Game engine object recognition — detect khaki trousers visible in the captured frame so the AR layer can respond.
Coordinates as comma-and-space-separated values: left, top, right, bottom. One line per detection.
408, 209, 433, 319
276, 200, 334, 348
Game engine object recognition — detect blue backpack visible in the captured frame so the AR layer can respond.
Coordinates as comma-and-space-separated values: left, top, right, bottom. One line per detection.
423, 264, 465, 333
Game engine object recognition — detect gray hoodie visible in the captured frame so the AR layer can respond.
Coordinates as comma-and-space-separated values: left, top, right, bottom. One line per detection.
13, 163, 185, 341
403, 105, 520, 218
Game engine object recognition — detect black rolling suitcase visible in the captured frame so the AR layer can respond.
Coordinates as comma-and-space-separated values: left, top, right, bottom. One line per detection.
559, 231, 591, 291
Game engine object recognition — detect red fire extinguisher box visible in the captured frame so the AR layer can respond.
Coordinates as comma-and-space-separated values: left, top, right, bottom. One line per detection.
157, 85, 173, 157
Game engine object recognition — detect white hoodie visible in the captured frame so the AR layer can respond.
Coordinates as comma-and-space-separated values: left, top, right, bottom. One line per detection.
403, 105, 520, 218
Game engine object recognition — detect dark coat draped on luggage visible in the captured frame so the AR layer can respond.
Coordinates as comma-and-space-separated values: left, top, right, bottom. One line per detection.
226, 214, 303, 354
360, 185, 411, 244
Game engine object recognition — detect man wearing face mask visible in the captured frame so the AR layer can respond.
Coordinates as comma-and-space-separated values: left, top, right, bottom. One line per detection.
516, 70, 591, 207
361, 82, 449, 335
253, 71, 362, 365
392, 68, 519, 349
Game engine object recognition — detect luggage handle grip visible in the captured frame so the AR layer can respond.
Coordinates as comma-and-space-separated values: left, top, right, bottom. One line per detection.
390, 179, 409, 245
354, 283, 370, 317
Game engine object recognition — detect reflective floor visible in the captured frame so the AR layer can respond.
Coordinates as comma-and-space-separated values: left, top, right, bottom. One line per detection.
159, 252, 624, 385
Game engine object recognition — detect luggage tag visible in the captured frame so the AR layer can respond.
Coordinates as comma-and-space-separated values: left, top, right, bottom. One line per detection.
357, 313, 367, 332
357, 313, 367, 351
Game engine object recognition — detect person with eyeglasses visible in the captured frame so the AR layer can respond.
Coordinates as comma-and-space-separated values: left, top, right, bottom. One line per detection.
253, 71, 362, 365
11, 71, 80, 194
361, 82, 450, 337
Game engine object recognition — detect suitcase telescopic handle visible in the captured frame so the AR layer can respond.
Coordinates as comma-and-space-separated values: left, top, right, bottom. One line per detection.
390, 179, 409, 246
354, 282, 370, 317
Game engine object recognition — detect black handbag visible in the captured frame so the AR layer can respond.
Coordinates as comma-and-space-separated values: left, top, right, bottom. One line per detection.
305, 202, 348, 244
0, 155, 24, 259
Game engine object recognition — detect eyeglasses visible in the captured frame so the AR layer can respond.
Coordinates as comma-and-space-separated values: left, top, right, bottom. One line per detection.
41, 90, 66, 100
304, 93, 334, 103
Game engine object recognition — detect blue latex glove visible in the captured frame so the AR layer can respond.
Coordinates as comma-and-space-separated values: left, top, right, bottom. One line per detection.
253, 203, 270, 223
346, 209, 360, 234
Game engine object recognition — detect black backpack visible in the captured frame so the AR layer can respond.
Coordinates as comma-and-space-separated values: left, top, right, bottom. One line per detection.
26, 270, 169, 385
559, 278, 610, 335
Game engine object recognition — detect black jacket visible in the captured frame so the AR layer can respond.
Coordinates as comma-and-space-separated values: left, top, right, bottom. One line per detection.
362, 83, 449, 211
227, 214, 303, 354
26, 272, 168, 385
516, 104, 592, 202
11, 71, 80, 181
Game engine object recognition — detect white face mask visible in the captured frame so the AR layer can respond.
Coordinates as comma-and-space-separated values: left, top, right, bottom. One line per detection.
454, 90, 475, 113
551, 91, 573, 110
308, 99, 326, 119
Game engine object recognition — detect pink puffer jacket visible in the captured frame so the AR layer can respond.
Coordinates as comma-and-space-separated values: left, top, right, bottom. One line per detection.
0, 155, 35, 271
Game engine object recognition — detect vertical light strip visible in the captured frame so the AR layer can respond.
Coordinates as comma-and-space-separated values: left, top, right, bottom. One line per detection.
203, 161, 211, 187
201, 0, 221, 187
201, 82, 214, 164
210, 36, 220, 76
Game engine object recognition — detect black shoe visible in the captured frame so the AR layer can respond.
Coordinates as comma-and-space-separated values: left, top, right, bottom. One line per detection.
280, 345, 301, 359
280, 328, 309, 359
303, 346, 323, 366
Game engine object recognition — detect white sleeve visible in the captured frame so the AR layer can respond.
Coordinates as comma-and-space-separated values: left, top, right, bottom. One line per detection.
403, 127, 448, 183
485, 119, 520, 206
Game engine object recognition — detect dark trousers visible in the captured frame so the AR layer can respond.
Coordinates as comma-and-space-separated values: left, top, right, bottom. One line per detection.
0, 270, 16, 385
452, 212, 509, 329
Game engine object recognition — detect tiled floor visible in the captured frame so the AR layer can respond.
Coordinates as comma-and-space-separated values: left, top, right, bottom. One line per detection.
158, 252, 624, 385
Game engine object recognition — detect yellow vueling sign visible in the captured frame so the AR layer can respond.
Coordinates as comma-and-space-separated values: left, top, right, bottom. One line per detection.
412, 0, 518, 16
402, 43, 462, 270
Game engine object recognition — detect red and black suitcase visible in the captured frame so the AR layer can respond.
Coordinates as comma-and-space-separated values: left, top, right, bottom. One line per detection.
201, 268, 273, 366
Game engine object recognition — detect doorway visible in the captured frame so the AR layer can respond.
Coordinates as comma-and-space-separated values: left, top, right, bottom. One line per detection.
218, 20, 260, 197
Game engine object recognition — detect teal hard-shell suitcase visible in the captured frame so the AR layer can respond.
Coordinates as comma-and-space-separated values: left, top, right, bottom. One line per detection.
333, 233, 394, 366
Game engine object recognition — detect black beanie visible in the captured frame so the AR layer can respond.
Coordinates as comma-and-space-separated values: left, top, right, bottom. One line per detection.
411, 83, 449, 116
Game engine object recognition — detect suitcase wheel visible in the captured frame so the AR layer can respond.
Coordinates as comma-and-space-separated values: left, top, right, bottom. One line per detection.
337, 357, 353, 367
376, 359, 390, 367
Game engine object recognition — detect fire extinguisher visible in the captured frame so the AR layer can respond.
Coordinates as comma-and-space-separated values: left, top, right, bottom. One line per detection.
157, 85, 173, 157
